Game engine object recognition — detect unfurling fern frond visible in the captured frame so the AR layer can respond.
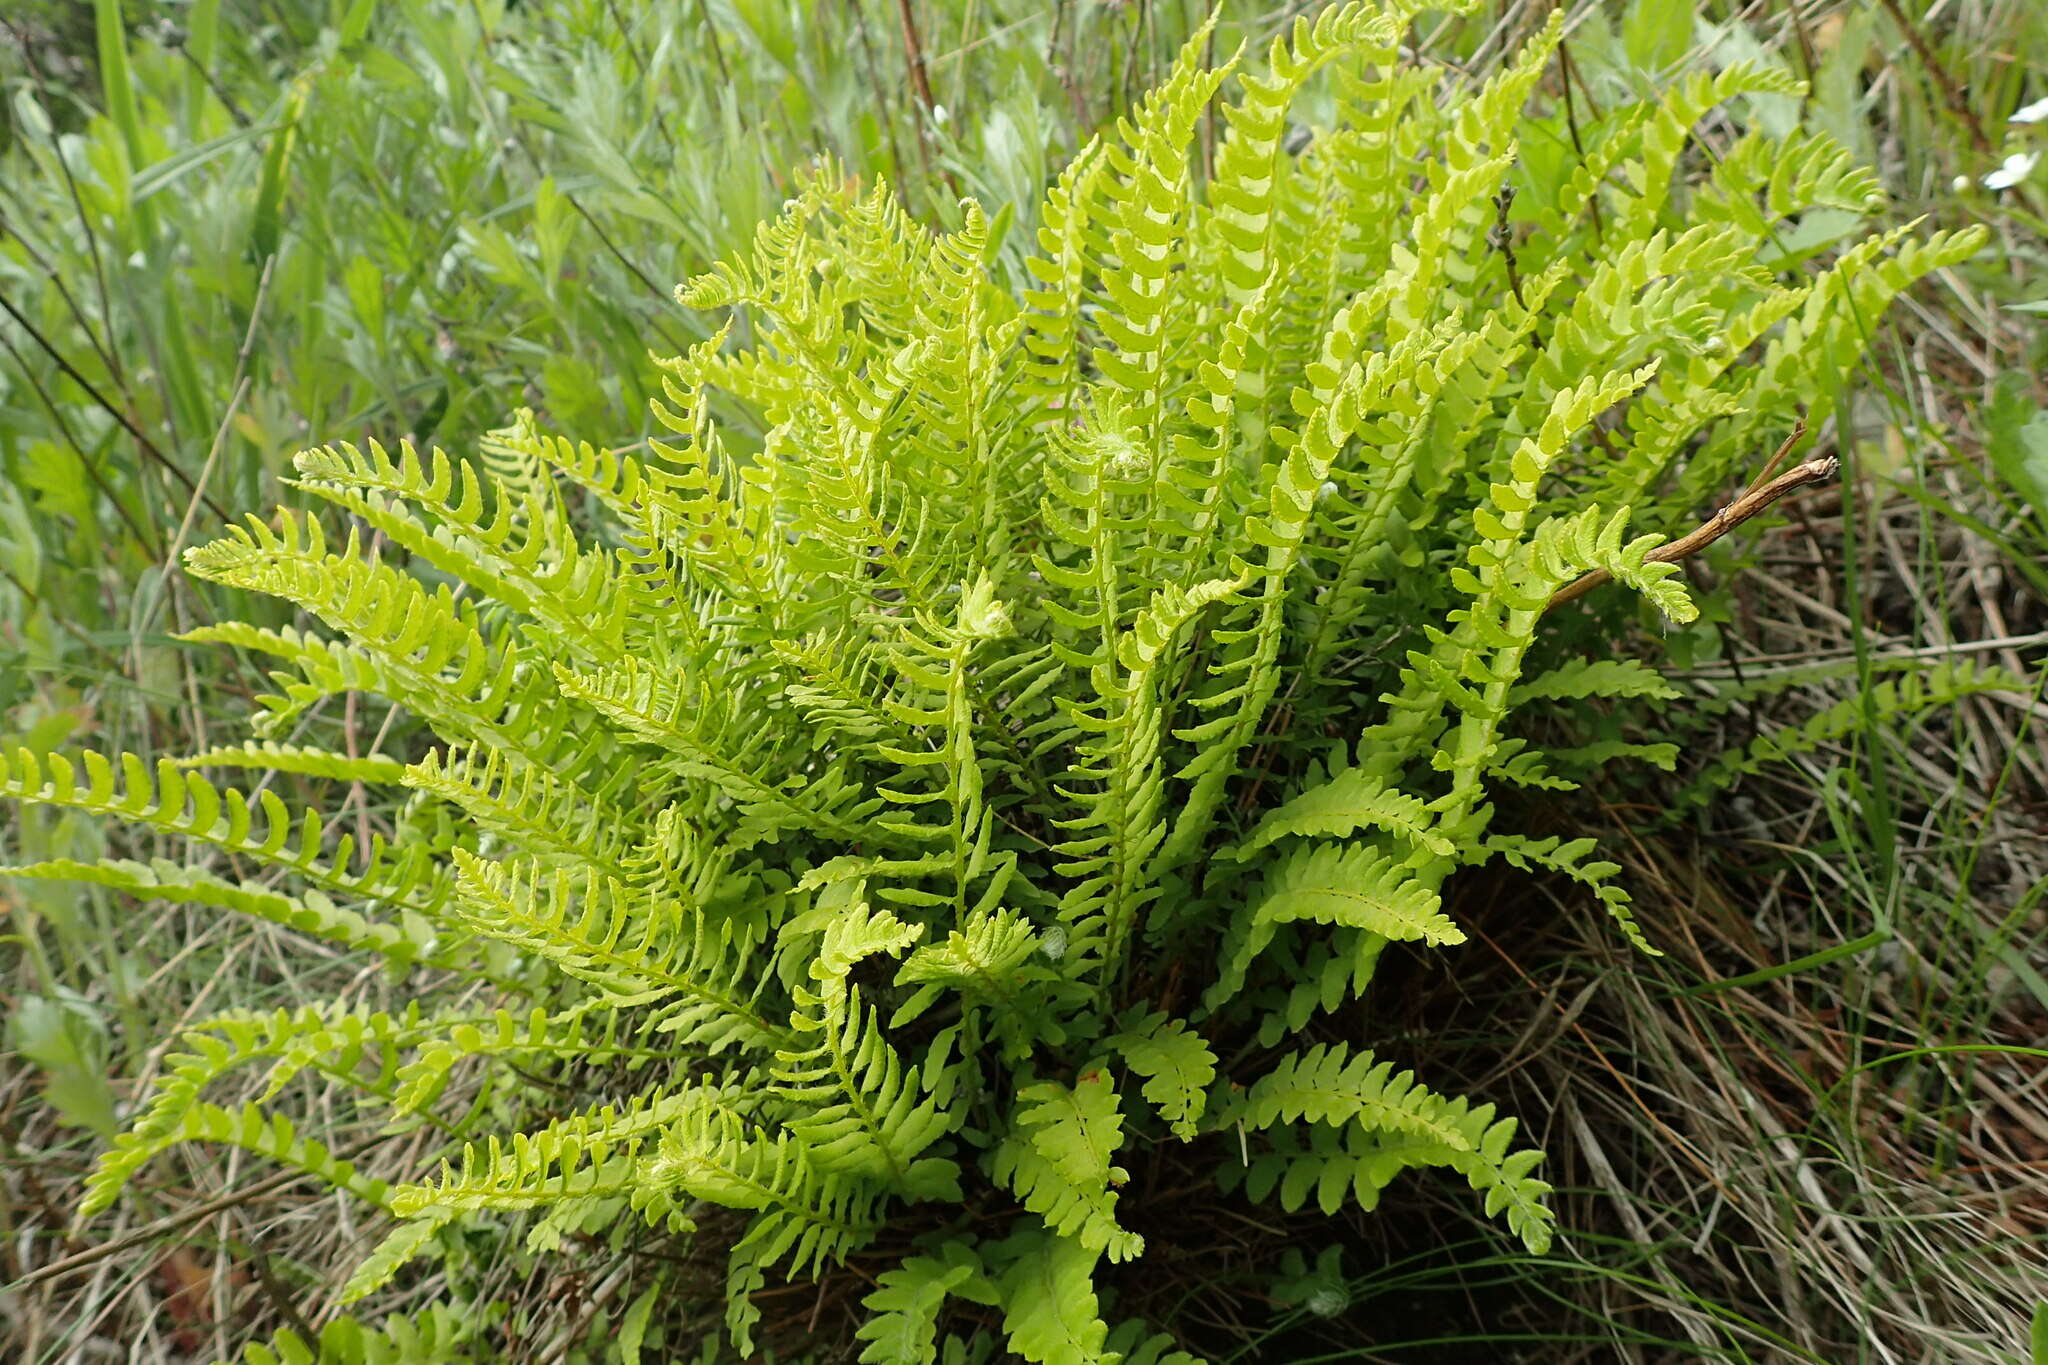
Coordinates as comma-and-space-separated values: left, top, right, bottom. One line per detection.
773, 897, 960, 1198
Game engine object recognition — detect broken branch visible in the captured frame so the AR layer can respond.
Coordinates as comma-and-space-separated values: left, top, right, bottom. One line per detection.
1547, 446, 1839, 614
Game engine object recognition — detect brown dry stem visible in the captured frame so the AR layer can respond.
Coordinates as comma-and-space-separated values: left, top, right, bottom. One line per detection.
1546, 428, 1835, 614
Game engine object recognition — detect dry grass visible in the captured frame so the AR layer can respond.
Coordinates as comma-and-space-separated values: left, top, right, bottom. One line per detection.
1316, 4, 2048, 1358
1420, 4, 2048, 1344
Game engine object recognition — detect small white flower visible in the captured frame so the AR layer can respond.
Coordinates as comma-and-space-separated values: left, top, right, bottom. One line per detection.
1039, 924, 1068, 962
1951, 174, 1973, 194
931, 103, 949, 127
2011, 94, 2048, 125
1983, 151, 2041, 191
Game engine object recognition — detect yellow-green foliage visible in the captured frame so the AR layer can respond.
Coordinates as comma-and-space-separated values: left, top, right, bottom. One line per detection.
0, 4, 1984, 1361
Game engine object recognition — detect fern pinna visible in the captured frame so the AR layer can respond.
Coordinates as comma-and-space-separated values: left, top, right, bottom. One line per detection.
0, 3, 1985, 1360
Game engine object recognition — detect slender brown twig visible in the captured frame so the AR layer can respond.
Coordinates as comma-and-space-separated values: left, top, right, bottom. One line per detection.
893, 0, 937, 113
0, 286, 224, 517
1547, 430, 1836, 614
891, 0, 953, 196
1490, 185, 1525, 308
1555, 37, 1602, 243
1873, 0, 1993, 157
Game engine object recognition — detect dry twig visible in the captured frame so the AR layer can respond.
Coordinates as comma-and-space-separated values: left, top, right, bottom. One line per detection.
1547, 427, 1831, 614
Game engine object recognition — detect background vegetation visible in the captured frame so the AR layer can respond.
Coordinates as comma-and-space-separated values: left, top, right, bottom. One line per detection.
0, 0, 2041, 1360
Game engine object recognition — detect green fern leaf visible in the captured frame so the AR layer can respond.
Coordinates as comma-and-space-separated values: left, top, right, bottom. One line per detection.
857, 1253, 986, 1365
994, 1073, 1142, 1261
1107, 1013, 1217, 1140
997, 1232, 1117, 1365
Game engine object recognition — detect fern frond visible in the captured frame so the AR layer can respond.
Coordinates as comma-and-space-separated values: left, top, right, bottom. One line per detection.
447, 850, 785, 1047
1107, 1012, 1216, 1141
1160, 354, 1389, 871
1225, 1043, 1476, 1150
233, 1307, 479, 1365
1250, 844, 1462, 945
1615, 62, 1807, 239
993, 1072, 1142, 1261
0, 749, 443, 919
1205, 3, 1398, 300
1509, 656, 1679, 705
1230, 1105, 1554, 1252
856, 1252, 991, 1365
375, 1107, 685, 1300
1482, 832, 1656, 955
554, 656, 875, 844
996, 1231, 1115, 1365
1087, 17, 1238, 435
8, 856, 459, 989
1021, 139, 1109, 412
105, 1100, 391, 1214
404, 743, 630, 876
1049, 567, 1247, 986
1230, 765, 1452, 859
892, 905, 1069, 1061
1695, 125, 1885, 235
338, 1215, 459, 1307
290, 437, 635, 663
1206, 844, 1455, 1012
183, 512, 528, 744
177, 742, 409, 784
83, 1005, 436, 1215
773, 898, 958, 1198
391, 1003, 639, 1115
651, 1084, 884, 1353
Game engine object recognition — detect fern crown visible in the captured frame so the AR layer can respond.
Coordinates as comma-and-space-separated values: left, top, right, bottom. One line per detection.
0, 3, 1985, 1360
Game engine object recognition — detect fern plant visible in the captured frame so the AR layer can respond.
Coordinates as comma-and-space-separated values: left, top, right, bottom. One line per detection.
1, 4, 1986, 1360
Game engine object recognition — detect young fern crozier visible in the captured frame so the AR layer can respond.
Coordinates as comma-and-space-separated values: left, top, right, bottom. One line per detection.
0, 3, 1989, 1360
